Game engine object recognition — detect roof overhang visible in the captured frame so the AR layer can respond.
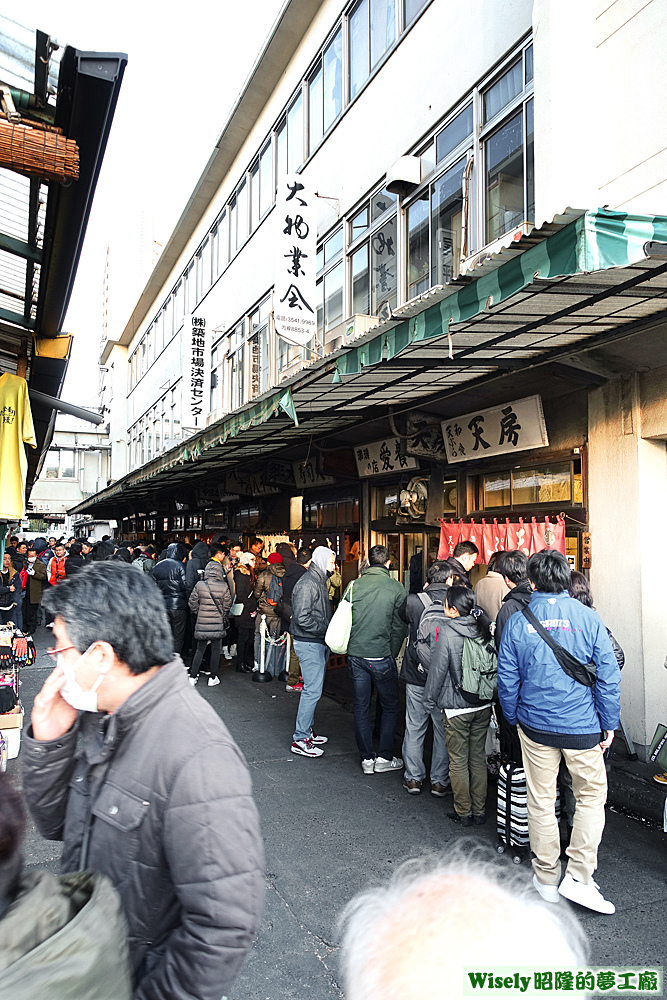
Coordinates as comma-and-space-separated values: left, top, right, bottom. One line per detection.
71, 208, 667, 519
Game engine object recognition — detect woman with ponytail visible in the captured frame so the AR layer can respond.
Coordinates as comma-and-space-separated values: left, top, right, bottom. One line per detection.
423, 586, 496, 827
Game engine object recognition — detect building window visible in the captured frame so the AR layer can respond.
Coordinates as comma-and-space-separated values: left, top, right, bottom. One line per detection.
471, 458, 582, 511
349, 0, 396, 100
483, 52, 534, 244
249, 295, 271, 397
346, 186, 397, 317
237, 180, 248, 249
259, 141, 272, 219
316, 227, 344, 339
407, 154, 467, 298
323, 29, 342, 131
287, 93, 303, 174
250, 162, 260, 233
404, 0, 428, 25
228, 322, 245, 411
276, 117, 287, 190
436, 103, 473, 164
308, 63, 323, 154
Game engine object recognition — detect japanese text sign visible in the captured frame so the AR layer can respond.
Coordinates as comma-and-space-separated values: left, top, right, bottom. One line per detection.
442, 395, 548, 464
274, 174, 317, 348
355, 438, 419, 478
293, 460, 335, 489
184, 314, 209, 429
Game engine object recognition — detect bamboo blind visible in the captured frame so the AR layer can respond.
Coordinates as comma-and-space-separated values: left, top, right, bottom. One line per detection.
0, 118, 79, 182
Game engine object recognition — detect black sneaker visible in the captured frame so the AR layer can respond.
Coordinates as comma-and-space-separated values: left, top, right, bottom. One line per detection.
447, 810, 473, 828
473, 814, 486, 825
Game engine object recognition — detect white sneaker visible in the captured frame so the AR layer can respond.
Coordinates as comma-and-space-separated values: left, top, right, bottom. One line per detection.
222, 646, 232, 659
533, 874, 560, 904
558, 873, 615, 914
361, 758, 375, 774
229, 644, 237, 656
374, 756, 404, 773
207, 676, 221, 687
189, 676, 198, 686
310, 729, 328, 745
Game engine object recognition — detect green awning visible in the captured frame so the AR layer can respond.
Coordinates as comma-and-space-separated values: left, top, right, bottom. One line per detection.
338, 209, 667, 375
128, 388, 298, 485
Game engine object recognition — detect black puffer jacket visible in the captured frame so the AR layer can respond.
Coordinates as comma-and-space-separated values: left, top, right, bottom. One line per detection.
152, 544, 188, 611
233, 567, 257, 626
290, 564, 331, 644
189, 560, 232, 641
494, 580, 532, 649
21, 659, 265, 1000
185, 541, 210, 595
402, 582, 450, 686
422, 615, 490, 713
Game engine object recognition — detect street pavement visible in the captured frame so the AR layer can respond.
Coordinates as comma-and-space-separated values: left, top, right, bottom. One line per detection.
8, 628, 667, 999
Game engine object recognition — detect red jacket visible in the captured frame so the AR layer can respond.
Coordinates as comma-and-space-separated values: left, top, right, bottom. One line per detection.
48, 555, 67, 586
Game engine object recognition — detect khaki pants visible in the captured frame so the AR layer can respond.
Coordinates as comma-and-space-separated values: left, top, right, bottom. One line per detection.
518, 727, 607, 886
443, 707, 492, 818
287, 643, 301, 685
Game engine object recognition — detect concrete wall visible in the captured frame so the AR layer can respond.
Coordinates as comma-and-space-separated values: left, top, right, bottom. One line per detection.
588, 375, 667, 756
534, 0, 667, 224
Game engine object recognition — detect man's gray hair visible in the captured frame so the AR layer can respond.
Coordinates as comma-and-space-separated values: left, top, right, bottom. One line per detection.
337, 849, 588, 1000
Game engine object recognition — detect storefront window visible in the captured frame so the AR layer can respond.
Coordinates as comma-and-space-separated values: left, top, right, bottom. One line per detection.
484, 472, 511, 508
386, 533, 400, 578
513, 464, 571, 505
371, 214, 397, 313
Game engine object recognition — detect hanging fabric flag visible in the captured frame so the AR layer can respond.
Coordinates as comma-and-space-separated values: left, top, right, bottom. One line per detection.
529, 516, 566, 555
438, 519, 461, 559
482, 518, 507, 563
506, 517, 531, 556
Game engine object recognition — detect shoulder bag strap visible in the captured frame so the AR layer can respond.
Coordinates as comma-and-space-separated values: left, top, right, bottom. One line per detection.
521, 606, 596, 686
205, 580, 227, 620
417, 592, 433, 610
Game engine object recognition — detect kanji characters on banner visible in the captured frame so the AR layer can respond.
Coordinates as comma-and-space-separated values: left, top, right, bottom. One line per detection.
481, 518, 507, 563
439, 516, 566, 562
437, 519, 461, 559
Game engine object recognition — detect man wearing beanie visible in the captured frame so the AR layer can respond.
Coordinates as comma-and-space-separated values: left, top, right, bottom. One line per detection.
289, 545, 336, 757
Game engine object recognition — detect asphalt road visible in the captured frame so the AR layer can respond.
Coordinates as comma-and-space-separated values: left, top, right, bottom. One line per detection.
7, 628, 667, 999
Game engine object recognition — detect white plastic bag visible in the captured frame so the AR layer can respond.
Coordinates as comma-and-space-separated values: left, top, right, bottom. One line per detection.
325, 581, 354, 654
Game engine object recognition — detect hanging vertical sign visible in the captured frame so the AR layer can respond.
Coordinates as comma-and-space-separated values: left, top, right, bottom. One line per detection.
274, 174, 317, 347
184, 314, 209, 429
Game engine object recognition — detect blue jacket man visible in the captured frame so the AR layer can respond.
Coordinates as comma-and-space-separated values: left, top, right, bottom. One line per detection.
497, 549, 620, 915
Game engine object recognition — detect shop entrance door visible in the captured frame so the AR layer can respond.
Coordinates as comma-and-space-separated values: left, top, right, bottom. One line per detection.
402, 532, 423, 593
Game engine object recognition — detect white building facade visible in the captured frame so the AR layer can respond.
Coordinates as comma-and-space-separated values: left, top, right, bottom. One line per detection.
90, 0, 667, 758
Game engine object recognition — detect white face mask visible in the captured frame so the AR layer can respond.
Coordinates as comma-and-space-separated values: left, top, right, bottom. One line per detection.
57, 644, 108, 713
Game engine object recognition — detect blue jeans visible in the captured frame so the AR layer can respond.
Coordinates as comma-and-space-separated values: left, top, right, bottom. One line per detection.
347, 655, 400, 761
293, 641, 328, 742
402, 683, 450, 784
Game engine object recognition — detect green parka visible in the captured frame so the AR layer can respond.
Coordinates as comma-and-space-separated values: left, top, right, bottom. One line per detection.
346, 565, 407, 659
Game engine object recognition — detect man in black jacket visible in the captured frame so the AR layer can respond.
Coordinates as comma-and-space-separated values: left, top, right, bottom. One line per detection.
494, 549, 531, 649
153, 542, 189, 653
290, 545, 335, 757
448, 540, 479, 586
22, 562, 264, 1000
401, 561, 454, 796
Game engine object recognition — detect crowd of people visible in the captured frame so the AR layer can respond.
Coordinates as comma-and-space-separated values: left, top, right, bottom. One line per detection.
0, 527, 650, 996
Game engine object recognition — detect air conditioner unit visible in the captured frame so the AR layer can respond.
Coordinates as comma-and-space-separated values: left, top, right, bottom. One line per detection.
385, 156, 420, 197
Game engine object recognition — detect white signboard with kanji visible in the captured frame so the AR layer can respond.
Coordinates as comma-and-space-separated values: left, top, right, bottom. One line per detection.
184, 314, 209, 429
441, 394, 548, 464
274, 174, 317, 348
355, 439, 419, 478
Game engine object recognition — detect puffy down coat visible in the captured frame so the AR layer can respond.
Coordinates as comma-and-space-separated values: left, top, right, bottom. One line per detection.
152, 544, 188, 611
21, 658, 265, 1000
189, 560, 232, 640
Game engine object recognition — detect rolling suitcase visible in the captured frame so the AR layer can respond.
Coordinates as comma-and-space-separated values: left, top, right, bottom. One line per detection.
496, 761, 561, 864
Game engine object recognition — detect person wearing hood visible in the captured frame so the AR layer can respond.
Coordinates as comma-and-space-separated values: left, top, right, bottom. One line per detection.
289, 546, 336, 757
188, 560, 233, 687
494, 550, 532, 649
422, 586, 495, 827
401, 560, 458, 797
153, 542, 189, 653
185, 540, 211, 596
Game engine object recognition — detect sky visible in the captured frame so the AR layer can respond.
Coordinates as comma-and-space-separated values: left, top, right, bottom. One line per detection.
24, 0, 286, 408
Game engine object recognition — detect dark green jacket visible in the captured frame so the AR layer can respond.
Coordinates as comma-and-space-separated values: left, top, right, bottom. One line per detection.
346, 566, 407, 659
